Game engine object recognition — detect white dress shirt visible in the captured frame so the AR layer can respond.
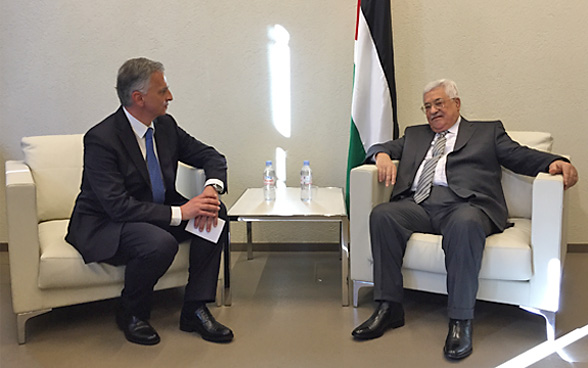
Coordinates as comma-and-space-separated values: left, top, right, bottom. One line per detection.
411, 117, 461, 191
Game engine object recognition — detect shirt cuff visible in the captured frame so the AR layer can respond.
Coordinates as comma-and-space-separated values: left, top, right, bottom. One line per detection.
170, 206, 182, 226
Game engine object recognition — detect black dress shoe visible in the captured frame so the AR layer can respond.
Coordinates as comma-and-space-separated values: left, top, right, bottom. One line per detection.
352, 301, 405, 340
116, 313, 160, 346
180, 304, 234, 343
444, 319, 473, 360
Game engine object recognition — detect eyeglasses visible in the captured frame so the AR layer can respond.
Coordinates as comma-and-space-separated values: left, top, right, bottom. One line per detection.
421, 98, 454, 113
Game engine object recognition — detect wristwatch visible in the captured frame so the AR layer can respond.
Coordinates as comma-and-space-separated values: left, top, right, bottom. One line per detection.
210, 183, 223, 194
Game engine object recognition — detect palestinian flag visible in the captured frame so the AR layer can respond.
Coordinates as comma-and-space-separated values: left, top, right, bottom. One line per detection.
345, 0, 399, 209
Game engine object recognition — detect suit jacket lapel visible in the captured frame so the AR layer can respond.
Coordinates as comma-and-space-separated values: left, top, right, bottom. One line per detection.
412, 127, 436, 170
452, 117, 476, 154
114, 108, 151, 186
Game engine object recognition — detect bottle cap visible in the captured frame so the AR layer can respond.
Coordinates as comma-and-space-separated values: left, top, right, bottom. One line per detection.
266, 160, 272, 165
303, 160, 310, 165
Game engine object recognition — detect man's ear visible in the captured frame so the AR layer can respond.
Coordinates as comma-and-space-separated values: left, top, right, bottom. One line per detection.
131, 90, 144, 107
454, 97, 461, 110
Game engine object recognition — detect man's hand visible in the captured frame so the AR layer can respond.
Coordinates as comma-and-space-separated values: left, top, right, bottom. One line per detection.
549, 160, 579, 190
180, 185, 220, 232
375, 152, 397, 187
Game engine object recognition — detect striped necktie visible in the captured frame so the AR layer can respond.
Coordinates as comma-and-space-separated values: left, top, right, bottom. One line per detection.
414, 131, 447, 204
145, 127, 165, 204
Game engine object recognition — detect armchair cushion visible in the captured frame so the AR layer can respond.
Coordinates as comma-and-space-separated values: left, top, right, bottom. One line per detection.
401, 218, 532, 281
21, 134, 83, 222
38, 220, 190, 289
506, 131, 552, 152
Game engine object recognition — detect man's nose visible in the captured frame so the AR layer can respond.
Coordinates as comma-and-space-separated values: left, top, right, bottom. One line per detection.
429, 104, 440, 114
428, 106, 440, 115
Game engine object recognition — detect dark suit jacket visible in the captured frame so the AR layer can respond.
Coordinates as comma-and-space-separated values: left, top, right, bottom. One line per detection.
66, 107, 227, 263
366, 118, 565, 231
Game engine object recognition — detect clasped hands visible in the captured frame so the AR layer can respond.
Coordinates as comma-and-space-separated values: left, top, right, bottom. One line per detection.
180, 185, 221, 232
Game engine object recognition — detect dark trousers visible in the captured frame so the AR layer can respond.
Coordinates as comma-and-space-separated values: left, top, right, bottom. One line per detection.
106, 203, 228, 320
370, 186, 497, 320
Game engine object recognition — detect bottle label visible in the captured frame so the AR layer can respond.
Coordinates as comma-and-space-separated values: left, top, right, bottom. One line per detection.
264, 176, 275, 186
300, 175, 312, 185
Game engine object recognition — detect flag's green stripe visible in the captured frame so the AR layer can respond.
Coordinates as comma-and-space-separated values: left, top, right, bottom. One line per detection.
345, 118, 366, 212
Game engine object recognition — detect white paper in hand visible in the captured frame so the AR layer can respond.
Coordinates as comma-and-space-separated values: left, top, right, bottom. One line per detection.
185, 218, 225, 243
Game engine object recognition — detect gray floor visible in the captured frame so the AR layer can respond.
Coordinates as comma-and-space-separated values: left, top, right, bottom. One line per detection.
1, 249, 587, 368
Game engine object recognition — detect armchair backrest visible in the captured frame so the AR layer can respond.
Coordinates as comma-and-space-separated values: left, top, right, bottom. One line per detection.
501, 131, 553, 219
21, 134, 207, 223
22, 134, 84, 222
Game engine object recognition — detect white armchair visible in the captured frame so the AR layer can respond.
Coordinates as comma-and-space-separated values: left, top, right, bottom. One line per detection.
349, 132, 568, 340
5, 134, 225, 344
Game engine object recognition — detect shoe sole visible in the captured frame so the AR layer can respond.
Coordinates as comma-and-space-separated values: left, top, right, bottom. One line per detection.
352, 318, 405, 340
124, 333, 161, 346
180, 323, 234, 343
444, 347, 473, 360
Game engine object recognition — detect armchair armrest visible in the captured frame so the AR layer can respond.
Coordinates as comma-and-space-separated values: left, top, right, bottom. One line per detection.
528, 172, 567, 312
5, 160, 42, 313
350, 164, 394, 220
349, 164, 394, 281
176, 162, 206, 198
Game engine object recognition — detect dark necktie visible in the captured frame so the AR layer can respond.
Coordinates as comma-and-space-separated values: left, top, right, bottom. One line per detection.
414, 131, 447, 204
145, 127, 165, 204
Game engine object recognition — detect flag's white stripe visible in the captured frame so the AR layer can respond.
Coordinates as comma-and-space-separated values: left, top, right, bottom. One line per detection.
351, 9, 393, 152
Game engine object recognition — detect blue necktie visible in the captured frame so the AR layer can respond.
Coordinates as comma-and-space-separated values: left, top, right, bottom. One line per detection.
145, 127, 165, 204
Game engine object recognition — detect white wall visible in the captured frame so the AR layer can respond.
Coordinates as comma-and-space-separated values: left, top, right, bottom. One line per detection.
0, 0, 356, 244
1, 1, 586, 244
390, 1, 588, 243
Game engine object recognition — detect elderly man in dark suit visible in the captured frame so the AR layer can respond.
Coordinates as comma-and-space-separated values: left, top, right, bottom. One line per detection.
351, 79, 578, 360
66, 57, 233, 345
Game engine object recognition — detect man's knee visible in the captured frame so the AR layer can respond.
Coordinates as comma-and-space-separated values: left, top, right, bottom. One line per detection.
149, 230, 179, 260
370, 200, 430, 235
370, 203, 390, 226
127, 225, 179, 263
444, 206, 491, 235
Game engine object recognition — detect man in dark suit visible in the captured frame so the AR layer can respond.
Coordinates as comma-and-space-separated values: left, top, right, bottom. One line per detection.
351, 79, 578, 360
66, 57, 233, 345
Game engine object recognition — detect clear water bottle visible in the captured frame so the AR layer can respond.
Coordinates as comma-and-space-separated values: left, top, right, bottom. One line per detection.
300, 160, 312, 201
263, 160, 276, 201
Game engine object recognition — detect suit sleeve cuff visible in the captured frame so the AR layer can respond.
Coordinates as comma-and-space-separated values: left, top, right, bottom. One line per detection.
366, 152, 381, 164
170, 206, 182, 226
545, 157, 570, 172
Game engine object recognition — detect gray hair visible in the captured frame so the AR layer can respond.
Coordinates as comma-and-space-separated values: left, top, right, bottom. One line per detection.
423, 79, 459, 99
116, 57, 164, 107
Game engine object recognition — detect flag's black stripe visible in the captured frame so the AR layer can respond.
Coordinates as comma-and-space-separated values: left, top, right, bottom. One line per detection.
361, 0, 399, 139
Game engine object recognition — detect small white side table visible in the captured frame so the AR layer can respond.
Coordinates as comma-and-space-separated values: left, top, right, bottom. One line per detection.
228, 187, 350, 306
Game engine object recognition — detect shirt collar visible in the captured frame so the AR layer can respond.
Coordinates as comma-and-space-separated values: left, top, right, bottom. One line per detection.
445, 116, 461, 135
122, 107, 154, 138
